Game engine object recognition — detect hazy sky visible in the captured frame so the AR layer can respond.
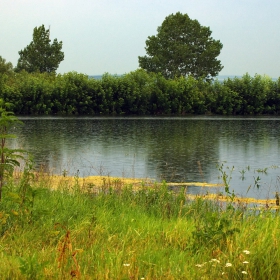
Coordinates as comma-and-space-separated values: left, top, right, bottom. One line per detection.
1, 0, 280, 77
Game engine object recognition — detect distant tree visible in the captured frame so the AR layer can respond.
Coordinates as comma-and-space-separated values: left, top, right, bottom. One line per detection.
0, 56, 13, 75
15, 25, 64, 73
138, 12, 223, 81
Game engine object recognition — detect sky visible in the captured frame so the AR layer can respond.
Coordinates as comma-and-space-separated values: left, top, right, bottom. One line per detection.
1, 0, 280, 78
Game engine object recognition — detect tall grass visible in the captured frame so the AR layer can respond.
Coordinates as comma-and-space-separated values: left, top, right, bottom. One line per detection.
0, 173, 280, 279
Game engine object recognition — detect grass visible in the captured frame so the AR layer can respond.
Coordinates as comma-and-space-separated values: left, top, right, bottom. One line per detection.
0, 171, 280, 279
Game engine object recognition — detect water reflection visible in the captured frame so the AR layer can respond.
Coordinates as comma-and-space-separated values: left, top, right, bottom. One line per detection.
12, 116, 280, 199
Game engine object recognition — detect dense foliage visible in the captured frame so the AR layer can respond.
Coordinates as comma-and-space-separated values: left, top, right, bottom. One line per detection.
0, 69, 279, 115
15, 25, 64, 73
0, 56, 13, 75
138, 12, 223, 80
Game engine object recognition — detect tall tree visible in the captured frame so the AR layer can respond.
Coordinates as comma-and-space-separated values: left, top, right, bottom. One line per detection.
139, 12, 223, 81
15, 25, 64, 73
0, 56, 13, 75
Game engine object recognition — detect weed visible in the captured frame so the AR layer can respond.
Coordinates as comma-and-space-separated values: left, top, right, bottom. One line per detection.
192, 209, 240, 251
253, 175, 261, 189
256, 167, 268, 174
73, 169, 80, 190
239, 169, 246, 180
217, 164, 236, 203
56, 224, 81, 279
19, 254, 45, 280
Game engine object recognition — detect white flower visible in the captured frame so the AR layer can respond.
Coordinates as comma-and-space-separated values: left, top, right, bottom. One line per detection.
243, 261, 249, 264
242, 271, 248, 274
243, 250, 250, 254
123, 263, 130, 267
225, 263, 232, 267
210, 259, 220, 263
195, 264, 203, 267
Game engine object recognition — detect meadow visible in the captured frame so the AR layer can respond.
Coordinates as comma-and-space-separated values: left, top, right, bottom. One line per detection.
0, 169, 279, 280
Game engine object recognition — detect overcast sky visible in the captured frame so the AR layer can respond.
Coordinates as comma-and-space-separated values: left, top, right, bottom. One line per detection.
1, 0, 280, 78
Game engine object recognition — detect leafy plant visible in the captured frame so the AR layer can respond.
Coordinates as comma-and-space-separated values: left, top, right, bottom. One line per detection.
192, 211, 240, 251
19, 254, 45, 280
239, 169, 246, 180
0, 100, 25, 201
253, 175, 261, 189
256, 167, 268, 174
217, 163, 235, 201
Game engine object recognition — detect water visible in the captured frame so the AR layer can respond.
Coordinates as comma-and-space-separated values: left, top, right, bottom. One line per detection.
11, 116, 280, 199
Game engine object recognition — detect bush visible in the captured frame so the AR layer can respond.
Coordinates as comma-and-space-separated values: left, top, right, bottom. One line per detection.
0, 71, 279, 115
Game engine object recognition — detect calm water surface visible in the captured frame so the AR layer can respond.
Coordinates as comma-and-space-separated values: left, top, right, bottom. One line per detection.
12, 116, 280, 199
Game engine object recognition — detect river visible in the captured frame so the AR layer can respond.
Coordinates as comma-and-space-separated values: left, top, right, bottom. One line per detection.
11, 116, 280, 199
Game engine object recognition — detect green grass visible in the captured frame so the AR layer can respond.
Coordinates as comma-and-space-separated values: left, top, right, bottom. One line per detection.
0, 177, 280, 279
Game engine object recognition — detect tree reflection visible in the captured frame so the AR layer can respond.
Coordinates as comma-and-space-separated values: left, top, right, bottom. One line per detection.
12, 117, 280, 191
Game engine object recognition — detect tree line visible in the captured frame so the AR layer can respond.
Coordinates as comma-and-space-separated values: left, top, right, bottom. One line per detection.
0, 69, 279, 115
0, 12, 279, 115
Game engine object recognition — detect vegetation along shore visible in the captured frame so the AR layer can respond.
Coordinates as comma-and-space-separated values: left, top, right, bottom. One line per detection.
0, 70, 280, 116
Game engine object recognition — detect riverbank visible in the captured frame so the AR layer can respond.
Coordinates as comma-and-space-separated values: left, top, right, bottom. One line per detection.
30, 172, 279, 208
1, 172, 279, 279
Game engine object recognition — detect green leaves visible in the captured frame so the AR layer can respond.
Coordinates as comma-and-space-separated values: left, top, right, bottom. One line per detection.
0, 101, 25, 200
15, 25, 64, 73
0, 71, 279, 116
139, 12, 223, 80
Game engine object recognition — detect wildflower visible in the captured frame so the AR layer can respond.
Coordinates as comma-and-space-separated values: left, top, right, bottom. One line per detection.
210, 259, 220, 263
243, 250, 250, 254
195, 262, 207, 267
225, 263, 232, 267
123, 263, 130, 267
243, 261, 249, 264
242, 271, 248, 274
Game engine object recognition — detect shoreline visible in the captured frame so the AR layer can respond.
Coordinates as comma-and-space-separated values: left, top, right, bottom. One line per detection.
28, 172, 279, 208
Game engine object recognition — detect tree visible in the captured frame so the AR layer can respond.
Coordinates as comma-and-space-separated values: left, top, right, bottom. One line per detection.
15, 25, 64, 73
138, 12, 223, 81
0, 56, 13, 75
